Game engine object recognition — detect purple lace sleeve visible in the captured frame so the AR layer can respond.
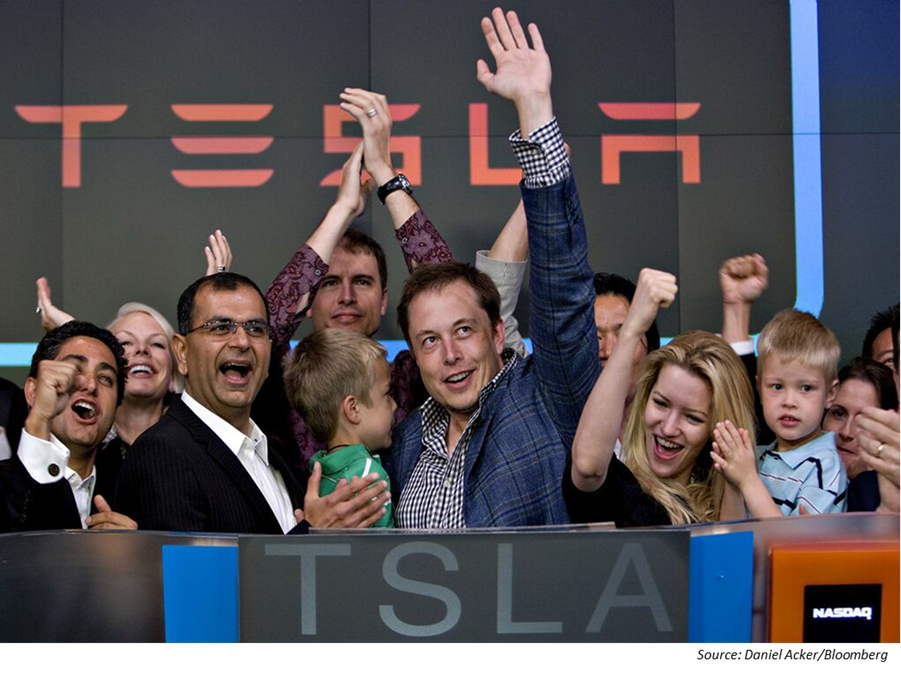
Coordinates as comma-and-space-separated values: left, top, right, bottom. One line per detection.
265, 244, 329, 352
395, 209, 455, 272
390, 350, 420, 422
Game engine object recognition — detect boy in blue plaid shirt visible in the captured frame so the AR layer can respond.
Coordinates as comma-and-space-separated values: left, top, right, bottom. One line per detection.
712, 309, 848, 518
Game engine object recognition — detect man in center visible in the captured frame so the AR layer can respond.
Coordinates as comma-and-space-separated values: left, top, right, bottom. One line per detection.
385, 9, 601, 527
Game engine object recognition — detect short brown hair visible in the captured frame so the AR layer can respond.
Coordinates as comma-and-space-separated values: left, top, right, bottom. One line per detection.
339, 230, 388, 289
283, 328, 387, 442
757, 309, 841, 383
397, 262, 501, 345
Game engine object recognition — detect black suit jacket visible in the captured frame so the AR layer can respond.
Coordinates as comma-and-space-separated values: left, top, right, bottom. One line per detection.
0, 449, 117, 532
0, 377, 27, 455
116, 399, 307, 534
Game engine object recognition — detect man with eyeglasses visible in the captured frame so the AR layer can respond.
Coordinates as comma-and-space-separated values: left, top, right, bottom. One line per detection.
116, 273, 390, 534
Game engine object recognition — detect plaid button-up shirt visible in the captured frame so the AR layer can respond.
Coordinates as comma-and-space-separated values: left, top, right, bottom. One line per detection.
386, 118, 601, 528
395, 352, 517, 529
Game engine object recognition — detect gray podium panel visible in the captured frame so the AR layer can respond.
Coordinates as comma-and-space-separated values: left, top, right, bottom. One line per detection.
240, 528, 690, 642
0, 530, 235, 642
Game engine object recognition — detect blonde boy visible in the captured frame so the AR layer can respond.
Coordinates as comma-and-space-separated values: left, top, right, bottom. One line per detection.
284, 328, 396, 527
712, 309, 847, 517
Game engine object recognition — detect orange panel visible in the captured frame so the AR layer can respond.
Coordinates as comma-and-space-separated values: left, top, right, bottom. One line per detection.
769, 541, 899, 643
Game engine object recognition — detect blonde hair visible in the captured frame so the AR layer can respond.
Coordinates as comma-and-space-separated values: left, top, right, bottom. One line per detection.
108, 302, 184, 394
622, 331, 756, 525
284, 328, 388, 442
757, 309, 841, 383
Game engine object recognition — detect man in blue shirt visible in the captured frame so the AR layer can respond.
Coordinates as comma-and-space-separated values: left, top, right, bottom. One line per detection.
386, 9, 601, 528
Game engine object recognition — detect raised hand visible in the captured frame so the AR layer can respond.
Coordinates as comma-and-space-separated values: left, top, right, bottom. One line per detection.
720, 253, 769, 306
623, 268, 677, 340
203, 229, 233, 276
338, 88, 394, 186
24, 359, 80, 439
334, 141, 372, 221
35, 277, 75, 332
476, 7, 553, 136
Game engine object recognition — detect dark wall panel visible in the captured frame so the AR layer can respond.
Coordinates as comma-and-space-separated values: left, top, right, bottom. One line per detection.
0, 0, 898, 382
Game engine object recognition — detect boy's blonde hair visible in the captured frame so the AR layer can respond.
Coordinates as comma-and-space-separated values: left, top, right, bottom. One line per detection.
757, 309, 840, 383
284, 328, 388, 442
622, 331, 756, 525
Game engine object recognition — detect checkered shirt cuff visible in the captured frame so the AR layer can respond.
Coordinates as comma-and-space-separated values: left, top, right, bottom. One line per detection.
509, 117, 571, 189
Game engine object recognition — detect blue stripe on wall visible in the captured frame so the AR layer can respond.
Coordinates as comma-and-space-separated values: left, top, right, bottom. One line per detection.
0, 339, 536, 367
790, 0, 825, 316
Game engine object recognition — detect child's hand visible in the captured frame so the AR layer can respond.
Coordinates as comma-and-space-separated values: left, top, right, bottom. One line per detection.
711, 420, 757, 490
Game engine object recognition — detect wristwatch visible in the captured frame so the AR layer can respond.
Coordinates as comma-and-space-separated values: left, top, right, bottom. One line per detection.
377, 173, 413, 204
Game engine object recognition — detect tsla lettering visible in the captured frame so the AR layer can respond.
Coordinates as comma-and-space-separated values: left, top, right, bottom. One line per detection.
15, 101, 701, 188
170, 104, 274, 187
599, 103, 701, 184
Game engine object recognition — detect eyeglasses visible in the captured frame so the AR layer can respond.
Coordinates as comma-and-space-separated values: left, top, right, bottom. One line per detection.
184, 319, 270, 339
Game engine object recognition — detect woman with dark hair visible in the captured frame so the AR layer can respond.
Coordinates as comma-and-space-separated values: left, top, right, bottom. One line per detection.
822, 357, 898, 511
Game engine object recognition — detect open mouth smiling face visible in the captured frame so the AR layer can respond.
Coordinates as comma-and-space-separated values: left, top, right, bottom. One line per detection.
175, 285, 271, 430
643, 364, 712, 485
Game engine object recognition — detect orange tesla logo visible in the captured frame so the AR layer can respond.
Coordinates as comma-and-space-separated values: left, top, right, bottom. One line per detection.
320, 104, 421, 186
469, 103, 521, 186
15, 105, 128, 187
171, 104, 274, 187
600, 103, 701, 184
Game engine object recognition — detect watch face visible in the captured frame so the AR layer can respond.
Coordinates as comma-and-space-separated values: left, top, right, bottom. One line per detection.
378, 174, 412, 203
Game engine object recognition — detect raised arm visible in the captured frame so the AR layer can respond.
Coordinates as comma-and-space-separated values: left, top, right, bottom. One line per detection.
35, 278, 75, 332
340, 88, 454, 271
571, 269, 677, 491
720, 253, 768, 345
476, 199, 528, 357
478, 8, 598, 443
266, 141, 371, 351
720, 253, 773, 445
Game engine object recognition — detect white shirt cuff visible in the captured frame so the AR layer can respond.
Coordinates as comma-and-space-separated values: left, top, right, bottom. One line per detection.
730, 339, 755, 357
18, 430, 69, 485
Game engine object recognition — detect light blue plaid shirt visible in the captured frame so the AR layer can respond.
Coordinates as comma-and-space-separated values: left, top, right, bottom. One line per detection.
756, 431, 848, 515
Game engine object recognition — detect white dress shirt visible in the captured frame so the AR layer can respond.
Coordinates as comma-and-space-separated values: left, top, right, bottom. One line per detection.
181, 392, 296, 533
18, 430, 96, 528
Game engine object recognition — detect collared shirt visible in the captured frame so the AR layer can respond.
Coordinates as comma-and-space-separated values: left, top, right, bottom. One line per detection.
509, 117, 571, 189
18, 430, 96, 528
396, 351, 517, 529
756, 431, 848, 516
181, 392, 295, 533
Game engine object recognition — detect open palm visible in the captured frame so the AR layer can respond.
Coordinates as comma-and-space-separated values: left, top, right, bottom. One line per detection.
476, 9, 551, 103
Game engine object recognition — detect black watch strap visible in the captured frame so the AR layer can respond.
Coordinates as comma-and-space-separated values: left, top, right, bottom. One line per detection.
377, 173, 413, 205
